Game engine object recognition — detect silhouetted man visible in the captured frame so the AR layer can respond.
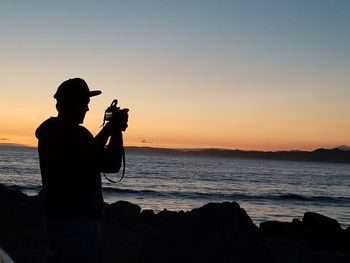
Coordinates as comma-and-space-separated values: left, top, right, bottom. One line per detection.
35, 78, 128, 263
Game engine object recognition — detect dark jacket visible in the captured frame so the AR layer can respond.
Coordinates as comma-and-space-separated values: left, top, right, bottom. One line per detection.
35, 117, 121, 220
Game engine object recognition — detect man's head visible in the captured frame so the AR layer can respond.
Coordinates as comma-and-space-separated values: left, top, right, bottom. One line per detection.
55, 78, 101, 124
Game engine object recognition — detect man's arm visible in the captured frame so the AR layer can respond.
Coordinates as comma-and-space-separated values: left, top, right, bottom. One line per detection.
94, 121, 113, 147
94, 121, 124, 173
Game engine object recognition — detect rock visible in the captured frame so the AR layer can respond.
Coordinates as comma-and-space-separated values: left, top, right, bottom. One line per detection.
187, 201, 258, 235
0, 184, 46, 263
156, 209, 185, 225
140, 209, 156, 220
0, 184, 28, 203
259, 221, 302, 237
1, 184, 350, 263
105, 200, 141, 222
303, 212, 341, 232
345, 225, 350, 236
300, 212, 347, 256
139, 202, 268, 263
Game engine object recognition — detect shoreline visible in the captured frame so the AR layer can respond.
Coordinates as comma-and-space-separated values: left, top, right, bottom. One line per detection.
1, 183, 350, 263
10, 183, 350, 229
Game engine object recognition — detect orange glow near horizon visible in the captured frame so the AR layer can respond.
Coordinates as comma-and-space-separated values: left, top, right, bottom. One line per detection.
1, 2, 350, 152
1, 86, 349, 152
1, 129, 347, 152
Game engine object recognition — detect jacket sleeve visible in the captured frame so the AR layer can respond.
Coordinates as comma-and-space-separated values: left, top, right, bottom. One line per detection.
94, 127, 124, 173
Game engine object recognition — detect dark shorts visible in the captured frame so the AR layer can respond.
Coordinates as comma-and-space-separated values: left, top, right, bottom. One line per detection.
46, 217, 102, 263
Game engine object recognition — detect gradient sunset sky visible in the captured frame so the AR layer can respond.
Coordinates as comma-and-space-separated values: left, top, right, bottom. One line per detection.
1, 1, 349, 150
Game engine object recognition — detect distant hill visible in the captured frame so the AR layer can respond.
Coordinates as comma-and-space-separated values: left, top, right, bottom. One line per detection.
0, 144, 349, 164
337, 145, 350, 151
126, 146, 350, 164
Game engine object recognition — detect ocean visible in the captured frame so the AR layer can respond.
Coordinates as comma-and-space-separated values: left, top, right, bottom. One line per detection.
1, 145, 349, 228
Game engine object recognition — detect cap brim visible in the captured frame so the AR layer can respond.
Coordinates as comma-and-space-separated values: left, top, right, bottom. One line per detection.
89, 90, 102, 97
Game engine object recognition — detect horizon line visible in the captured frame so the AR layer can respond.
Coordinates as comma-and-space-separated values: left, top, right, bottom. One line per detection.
1, 142, 348, 153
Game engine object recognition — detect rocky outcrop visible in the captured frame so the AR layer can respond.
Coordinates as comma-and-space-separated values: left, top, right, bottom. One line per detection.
0, 184, 46, 263
1, 184, 349, 263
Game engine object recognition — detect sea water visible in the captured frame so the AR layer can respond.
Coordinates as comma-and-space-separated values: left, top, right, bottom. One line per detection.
1, 145, 349, 227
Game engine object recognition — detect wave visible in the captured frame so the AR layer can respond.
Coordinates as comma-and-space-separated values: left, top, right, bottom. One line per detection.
103, 186, 159, 195
5, 184, 41, 191
102, 186, 350, 205
6, 184, 349, 205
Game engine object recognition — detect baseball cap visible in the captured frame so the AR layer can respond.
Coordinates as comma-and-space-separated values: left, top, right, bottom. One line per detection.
54, 78, 102, 100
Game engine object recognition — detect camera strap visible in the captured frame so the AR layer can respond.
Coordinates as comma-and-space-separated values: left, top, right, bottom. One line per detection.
101, 99, 127, 183
103, 146, 125, 183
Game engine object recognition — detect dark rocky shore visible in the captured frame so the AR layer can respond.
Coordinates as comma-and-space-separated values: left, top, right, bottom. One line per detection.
1, 184, 349, 263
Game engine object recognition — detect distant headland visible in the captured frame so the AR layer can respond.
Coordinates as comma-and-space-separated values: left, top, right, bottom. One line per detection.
1, 143, 349, 164
126, 146, 350, 164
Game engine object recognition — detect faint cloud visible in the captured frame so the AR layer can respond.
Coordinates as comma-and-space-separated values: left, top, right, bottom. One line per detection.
142, 139, 152, 144
0, 138, 9, 141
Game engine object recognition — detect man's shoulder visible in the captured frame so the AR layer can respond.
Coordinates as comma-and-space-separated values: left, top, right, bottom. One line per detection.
35, 117, 58, 139
76, 125, 94, 138
36, 117, 93, 139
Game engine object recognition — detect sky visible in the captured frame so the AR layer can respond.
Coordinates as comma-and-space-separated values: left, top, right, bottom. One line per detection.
1, 0, 349, 151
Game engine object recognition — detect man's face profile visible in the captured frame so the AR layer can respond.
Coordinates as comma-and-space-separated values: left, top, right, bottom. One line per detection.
57, 97, 90, 124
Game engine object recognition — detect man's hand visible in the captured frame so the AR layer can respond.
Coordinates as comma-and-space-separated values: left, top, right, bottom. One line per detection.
111, 108, 129, 132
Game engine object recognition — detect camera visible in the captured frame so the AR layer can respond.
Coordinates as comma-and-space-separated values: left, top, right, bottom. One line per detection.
103, 99, 129, 131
